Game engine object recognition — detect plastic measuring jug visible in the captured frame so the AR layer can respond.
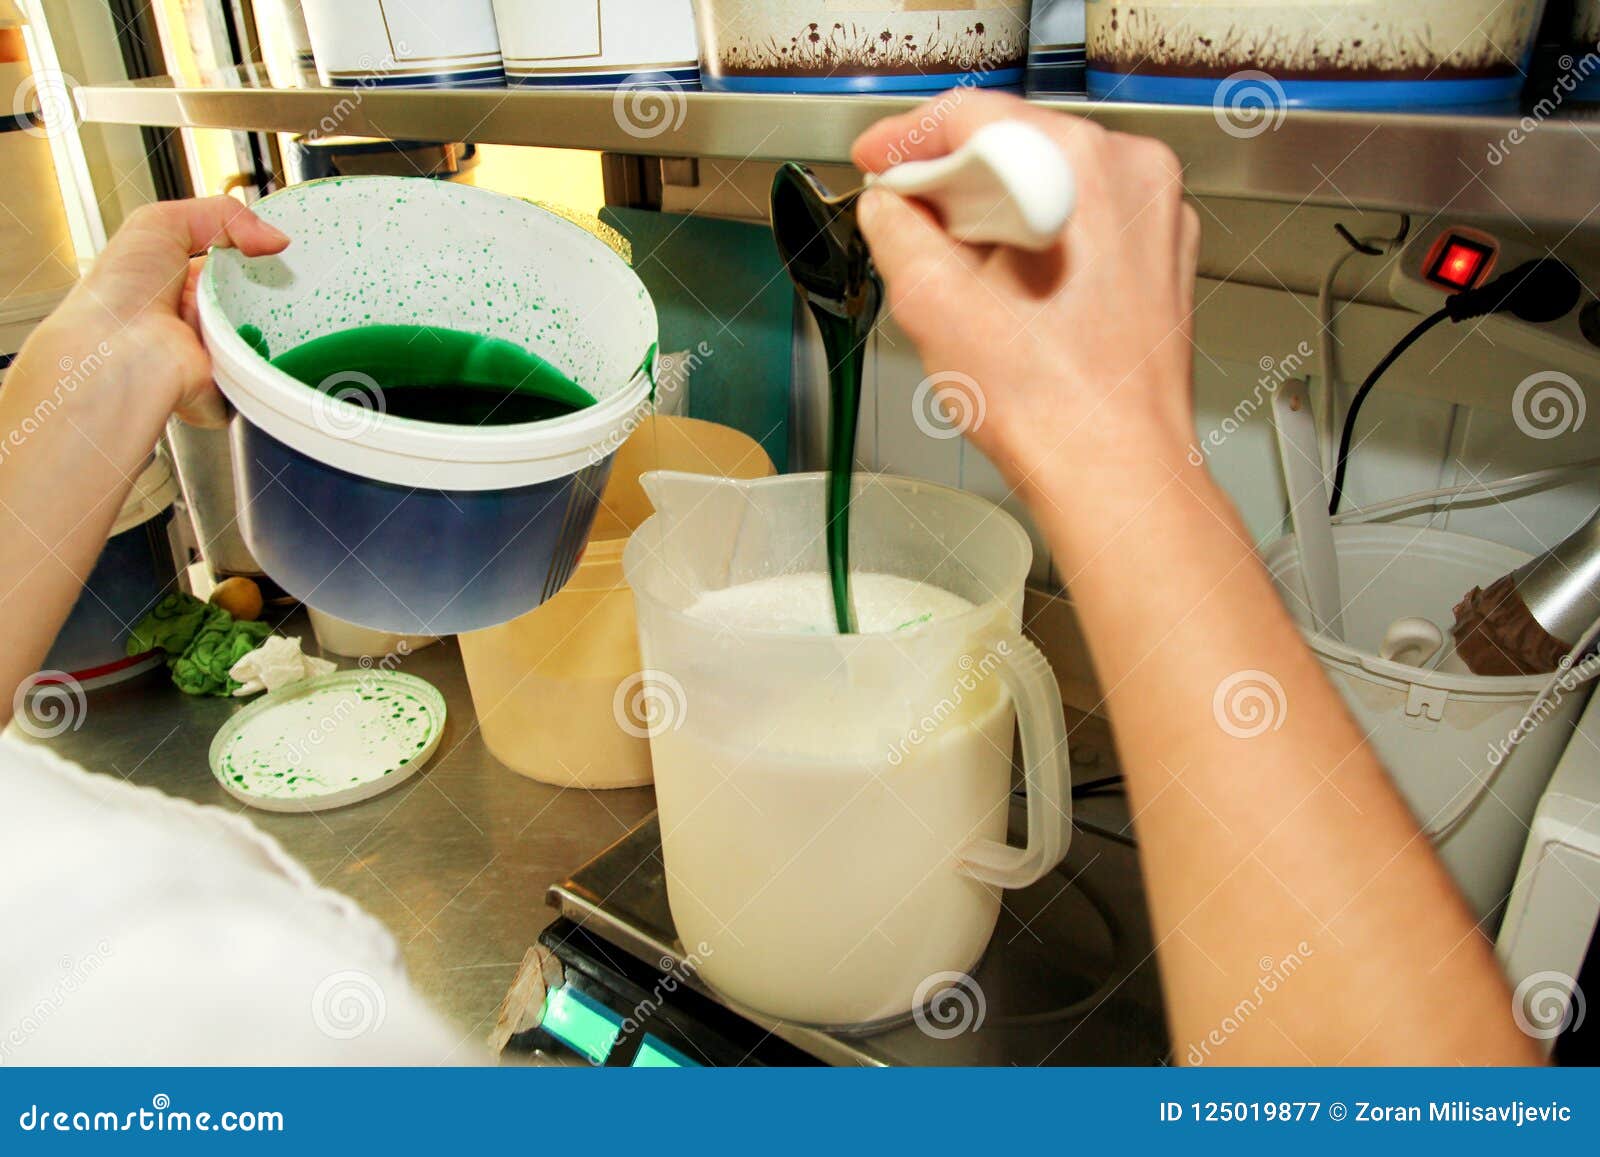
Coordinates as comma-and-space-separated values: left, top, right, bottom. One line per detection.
623, 471, 1073, 1027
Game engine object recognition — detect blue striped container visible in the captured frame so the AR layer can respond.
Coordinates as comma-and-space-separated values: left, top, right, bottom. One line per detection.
493, 0, 700, 90
1025, 0, 1086, 96
198, 177, 658, 637
301, 0, 507, 90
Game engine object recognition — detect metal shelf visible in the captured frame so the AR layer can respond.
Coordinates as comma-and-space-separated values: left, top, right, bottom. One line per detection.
74, 69, 1600, 227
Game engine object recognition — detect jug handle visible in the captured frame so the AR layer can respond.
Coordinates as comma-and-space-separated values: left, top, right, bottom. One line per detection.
956, 634, 1074, 889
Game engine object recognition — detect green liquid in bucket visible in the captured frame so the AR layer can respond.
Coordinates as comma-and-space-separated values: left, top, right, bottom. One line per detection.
771, 164, 884, 635
248, 323, 598, 427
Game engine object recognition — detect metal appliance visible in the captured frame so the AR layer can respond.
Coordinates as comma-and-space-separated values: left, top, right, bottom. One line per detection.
1499, 689, 1600, 1060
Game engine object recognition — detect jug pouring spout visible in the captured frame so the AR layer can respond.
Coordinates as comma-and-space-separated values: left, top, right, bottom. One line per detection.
639, 469, 758, 523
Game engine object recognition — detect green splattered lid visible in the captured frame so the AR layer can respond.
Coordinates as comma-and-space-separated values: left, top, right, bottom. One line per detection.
209, 670, 446, 813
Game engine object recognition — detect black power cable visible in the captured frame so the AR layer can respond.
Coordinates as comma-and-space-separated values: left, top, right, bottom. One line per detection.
1328, 259, 1583, 516
1328, 308, 1449, 515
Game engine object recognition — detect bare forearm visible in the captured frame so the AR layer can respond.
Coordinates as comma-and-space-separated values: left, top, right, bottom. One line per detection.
1016, 435, 1539, 1065
0, 317, 177, 715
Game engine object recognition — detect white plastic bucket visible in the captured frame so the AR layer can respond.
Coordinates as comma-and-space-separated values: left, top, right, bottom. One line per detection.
197, 176, 658, 635
300, 0, 505, 89
1263, 524, 1597, 921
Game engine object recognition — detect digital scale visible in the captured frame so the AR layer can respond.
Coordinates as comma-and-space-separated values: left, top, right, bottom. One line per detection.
495, 726, 1171, 1067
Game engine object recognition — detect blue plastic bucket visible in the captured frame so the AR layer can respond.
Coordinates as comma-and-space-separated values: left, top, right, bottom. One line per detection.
44, 455, 179, 687
197, 177, 658, 636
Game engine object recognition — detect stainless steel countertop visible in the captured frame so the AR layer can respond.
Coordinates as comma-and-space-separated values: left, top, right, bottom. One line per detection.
19, 614, 658, 1050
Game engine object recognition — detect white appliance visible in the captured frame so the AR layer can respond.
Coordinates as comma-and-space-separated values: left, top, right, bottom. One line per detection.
1498, 690, 1600, 1054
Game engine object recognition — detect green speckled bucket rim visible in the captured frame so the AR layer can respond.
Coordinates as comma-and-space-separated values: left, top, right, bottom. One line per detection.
196, 175, 659, 490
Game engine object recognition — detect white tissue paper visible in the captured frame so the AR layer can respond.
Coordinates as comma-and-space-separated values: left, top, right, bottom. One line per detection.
230, 635, 337, 697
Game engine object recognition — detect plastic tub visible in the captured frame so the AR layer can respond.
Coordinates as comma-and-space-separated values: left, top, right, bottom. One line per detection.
492, 0, 699, 89
300, 0, 505, 89
695, 0, 1030, 93
1086, 0, 1543, 109
306, 607, 438, 661
43, 455, 180, 688
1263, 524, 1597, 922
198, 176, 658, 636
459, 416, 772, 789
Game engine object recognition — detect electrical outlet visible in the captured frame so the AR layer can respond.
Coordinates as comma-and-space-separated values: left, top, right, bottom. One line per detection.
1391, 221, 1600, 379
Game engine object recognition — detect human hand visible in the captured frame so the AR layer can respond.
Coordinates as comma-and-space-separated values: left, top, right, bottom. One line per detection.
852, 91, 1200, 495
34, 196, 289, 427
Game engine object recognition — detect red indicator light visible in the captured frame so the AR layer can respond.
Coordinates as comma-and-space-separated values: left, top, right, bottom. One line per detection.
1426, 236, 1494, 291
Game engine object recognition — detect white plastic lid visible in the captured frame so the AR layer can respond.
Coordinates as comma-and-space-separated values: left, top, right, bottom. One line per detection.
209, 669, 447, 813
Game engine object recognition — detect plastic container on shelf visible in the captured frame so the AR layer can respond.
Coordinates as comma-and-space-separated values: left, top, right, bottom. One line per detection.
1025, 0, 1086, 96
491, 0, 699, 89
1569, 0, 1600, 102
197, 175, 658, 636
1263, 524, 1598, 924
252, 0, 319, 88
300, 0, 505, 89
694, 0, 1030, 93
623, 472, 1074, 1027
1085, 0, 1544, 109
43, 454, 181, 689
459, 416, 773, 789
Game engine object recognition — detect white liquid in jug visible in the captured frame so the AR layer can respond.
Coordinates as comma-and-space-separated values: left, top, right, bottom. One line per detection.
684, 571, 975, 635
653, 572, 1013, 1026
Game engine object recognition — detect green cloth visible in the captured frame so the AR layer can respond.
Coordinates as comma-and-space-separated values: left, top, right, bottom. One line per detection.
127, 593, 272, 696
